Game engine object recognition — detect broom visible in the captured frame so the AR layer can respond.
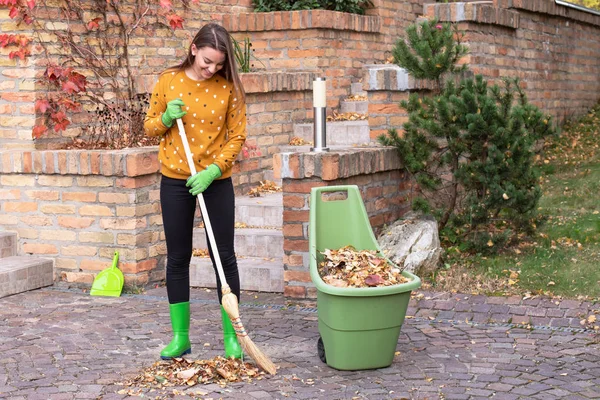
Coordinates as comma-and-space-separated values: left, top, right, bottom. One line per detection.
176, 118, 277, 375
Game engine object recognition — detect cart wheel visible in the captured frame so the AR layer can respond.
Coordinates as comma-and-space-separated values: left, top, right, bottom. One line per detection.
317, 336, 326, 363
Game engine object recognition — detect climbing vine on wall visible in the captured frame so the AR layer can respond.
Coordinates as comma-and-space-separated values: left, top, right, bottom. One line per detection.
0, 0, 197, 148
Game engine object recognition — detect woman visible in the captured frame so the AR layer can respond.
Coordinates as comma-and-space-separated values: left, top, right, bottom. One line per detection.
144, 23, 247, 360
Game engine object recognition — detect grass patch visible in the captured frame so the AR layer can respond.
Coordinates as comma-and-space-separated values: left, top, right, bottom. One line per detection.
427, 103, 600, 299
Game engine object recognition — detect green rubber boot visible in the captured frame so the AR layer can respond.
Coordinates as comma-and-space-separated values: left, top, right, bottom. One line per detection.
160, 302, 191, 360
221, 305, 243, 359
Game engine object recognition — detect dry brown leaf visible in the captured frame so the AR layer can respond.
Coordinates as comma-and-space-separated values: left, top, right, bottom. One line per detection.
247, 180, 282, 197
346, 94, 367, 102
289, 136, 311, 146
319, 245, 411, 288
192, 248, 209, 257
120, 356, 266, 390
326, 110, 368, 122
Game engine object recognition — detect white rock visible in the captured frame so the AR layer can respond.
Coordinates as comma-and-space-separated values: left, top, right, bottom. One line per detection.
377, 212, 443, 276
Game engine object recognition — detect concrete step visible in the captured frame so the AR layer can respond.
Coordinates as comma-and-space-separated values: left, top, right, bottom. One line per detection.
340, 99, 369, 114
0, 231, 17, 259
351, 82, 366, 96
190, 256, 283, 293
235, 191, 283, 228
261, 170, 282, 187
293, 120, 371, 146
0, 256, 54, 298
193, 227, 284, 259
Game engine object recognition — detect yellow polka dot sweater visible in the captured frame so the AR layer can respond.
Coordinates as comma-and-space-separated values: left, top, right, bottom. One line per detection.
144, 69, 247, 180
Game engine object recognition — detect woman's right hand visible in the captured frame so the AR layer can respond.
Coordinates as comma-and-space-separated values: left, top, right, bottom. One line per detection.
161, 98, 187, 128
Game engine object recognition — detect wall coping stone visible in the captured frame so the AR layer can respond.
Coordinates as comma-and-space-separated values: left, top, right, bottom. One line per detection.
240, 71, 317, 93
273, 147, 402, 181
0, 147, 159, 178
136, 71, 317, 96
495, 0, 600, 27
223, 10, 381, 33
425, 2, 520, 29
362, 64, 437, 92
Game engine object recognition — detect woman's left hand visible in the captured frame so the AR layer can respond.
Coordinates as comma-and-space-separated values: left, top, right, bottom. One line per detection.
186, 164, 222, 195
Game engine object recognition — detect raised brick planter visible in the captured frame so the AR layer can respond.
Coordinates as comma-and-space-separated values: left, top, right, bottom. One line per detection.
0, 147, 164, 287
273, 147, 411, 298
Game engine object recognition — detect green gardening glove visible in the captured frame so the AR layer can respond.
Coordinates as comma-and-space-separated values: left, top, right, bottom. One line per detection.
161, 98, 187, 128
186, 164, 222, 196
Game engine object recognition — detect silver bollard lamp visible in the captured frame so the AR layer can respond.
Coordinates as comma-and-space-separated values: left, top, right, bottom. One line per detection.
311, 77, 329, 152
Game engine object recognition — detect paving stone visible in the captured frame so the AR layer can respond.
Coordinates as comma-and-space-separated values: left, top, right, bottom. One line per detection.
1, 286, 599, 399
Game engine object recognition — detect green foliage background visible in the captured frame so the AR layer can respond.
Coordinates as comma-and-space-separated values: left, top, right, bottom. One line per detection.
563, 0, 600, 11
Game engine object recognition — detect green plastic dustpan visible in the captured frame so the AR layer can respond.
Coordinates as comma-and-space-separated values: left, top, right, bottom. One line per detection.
90, 252, 124, 297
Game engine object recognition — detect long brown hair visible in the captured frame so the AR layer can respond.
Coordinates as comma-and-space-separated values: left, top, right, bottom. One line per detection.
167, 23, 245, 101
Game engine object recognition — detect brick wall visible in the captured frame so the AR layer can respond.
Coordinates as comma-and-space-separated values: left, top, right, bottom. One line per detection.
234, 71, 316, 193
426, 0, 600, 122
222, 2, 428, 107
0, 147, 164, 286
273, 147, 411, 298
4, 1, 599, 175
0, 0, 255, 150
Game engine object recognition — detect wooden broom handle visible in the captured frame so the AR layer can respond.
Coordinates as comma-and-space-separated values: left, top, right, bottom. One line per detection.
176, 118, 229, 290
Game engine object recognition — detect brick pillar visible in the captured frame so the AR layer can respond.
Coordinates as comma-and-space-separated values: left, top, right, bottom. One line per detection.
274, 147, 411, 299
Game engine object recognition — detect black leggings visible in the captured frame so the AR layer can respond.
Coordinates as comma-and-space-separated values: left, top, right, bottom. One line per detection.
160, 175, 240, 304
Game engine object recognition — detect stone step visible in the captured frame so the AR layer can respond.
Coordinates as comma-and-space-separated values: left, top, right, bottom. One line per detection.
193, 227, 284, 259
261, 169, 282, 187
0, 256, 54, 298
190, 256, 283, 293
235, 191, 283, 228
0, 231, 17, 259
340, 99, 369, 114
293, 120, 371, 146
351, 82, 366, 96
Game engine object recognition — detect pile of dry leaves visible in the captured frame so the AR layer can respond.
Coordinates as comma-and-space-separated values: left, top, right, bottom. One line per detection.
326, 110, 368, 122
319, 245, 411, 288
119, 356, 265, 393
247, 180, 282, 197
345, 94, 367, 102
289, 136, 311, 146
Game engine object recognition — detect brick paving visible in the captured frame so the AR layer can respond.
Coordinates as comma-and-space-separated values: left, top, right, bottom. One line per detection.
1, 286, 599, 399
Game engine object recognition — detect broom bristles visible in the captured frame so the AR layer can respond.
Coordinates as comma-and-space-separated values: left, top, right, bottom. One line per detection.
237, 329, 277, 375
221, 291, 277, 375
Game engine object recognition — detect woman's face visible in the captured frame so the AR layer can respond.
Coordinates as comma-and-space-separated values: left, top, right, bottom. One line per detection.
190, 45, 226, 80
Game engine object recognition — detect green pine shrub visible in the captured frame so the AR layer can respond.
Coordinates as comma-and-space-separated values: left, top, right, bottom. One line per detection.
379, 19, 556, 254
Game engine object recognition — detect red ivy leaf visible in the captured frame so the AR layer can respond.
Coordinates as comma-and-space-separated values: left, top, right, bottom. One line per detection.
53, 119, 70, 132
26, 0, 35, 9
58, 98, 80, 111
16, 36, 29, 46
68, 71, 87, 91
32, 124, 48, 139
159, 0, 172, 9
35, 99, 50, 113
8, 6, 19, 19
51, 111, 70, 132
61, 80, 81, 94
167, 14, 183, 30
9, 49, 29, 60
52, 111, 67, 121
60, 67, 74, 77
87, 17, 101, 30
44, 66, 61, 81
